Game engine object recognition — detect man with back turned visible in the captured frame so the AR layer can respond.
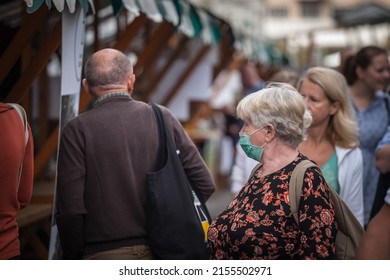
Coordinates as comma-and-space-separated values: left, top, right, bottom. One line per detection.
55, 48, 215, 260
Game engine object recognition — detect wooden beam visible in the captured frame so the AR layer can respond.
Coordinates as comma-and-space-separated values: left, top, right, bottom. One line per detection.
20, 39, 33, 121
0, 6, 49, 84
162, 45, 210, 107
113, 13, 148, 52
213, 27, 235, 80
34, 126, 59, 178
5, 19, 61, 103
141, 36, 189, 102
138, 24, 176, 76
92, 0, 100, 51
134, 20, 176, 77
38, 70, 49, 149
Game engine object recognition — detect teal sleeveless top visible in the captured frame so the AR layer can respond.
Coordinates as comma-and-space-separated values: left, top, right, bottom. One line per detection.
320, 152, 340, 194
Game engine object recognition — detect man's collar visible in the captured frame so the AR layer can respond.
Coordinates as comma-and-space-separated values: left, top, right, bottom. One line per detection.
92, 92, 130, 108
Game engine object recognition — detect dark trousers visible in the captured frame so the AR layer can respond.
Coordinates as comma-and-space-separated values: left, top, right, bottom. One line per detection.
82, 245, 153, 260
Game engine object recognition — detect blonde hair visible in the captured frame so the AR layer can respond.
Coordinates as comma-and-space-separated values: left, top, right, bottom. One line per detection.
236, 83, 312, 148
297, 67, 359, 148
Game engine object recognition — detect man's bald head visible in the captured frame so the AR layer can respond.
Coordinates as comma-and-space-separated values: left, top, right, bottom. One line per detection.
84, 48, 134, 90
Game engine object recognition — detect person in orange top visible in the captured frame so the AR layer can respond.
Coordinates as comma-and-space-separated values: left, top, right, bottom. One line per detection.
0, 102, 34, 259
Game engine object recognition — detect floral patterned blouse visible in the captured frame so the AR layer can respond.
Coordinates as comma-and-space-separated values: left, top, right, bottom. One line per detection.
208, 154, 337, 260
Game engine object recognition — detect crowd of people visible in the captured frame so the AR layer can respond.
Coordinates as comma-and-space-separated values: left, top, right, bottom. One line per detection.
1, 45, 389, 260
212, 45, 390, 259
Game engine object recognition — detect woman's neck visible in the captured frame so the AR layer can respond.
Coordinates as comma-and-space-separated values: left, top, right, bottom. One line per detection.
306, 124, 330, 145
350, 82, 376, 110
299, 130, 335, 167
260, 140, 298, 177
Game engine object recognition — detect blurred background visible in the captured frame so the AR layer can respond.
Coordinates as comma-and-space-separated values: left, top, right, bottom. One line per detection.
190, 0, 390, 69
0, 0, 389, 259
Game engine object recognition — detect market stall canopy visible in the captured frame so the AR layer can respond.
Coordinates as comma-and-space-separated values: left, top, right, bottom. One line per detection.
22, 0, 286, 65
24, 0, 225, 45
334, 3, 390, 27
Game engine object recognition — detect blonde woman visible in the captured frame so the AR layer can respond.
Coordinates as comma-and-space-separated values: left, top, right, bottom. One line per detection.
297, 67, 364, 225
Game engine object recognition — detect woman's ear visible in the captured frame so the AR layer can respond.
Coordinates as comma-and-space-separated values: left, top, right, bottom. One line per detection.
264, 124, 276, 142
356, 66, 365, 80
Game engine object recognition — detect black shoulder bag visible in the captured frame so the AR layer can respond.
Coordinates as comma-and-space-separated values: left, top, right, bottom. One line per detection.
146, 102, 212, 259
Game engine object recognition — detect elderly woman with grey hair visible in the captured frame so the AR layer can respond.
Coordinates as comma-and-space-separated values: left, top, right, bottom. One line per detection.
208, 83, 337, 260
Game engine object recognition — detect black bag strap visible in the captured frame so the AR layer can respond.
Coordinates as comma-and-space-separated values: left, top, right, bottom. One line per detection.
150, 102, 167, 172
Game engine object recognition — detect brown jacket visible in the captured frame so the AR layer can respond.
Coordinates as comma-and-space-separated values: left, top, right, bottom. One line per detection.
55, 95, 215, 259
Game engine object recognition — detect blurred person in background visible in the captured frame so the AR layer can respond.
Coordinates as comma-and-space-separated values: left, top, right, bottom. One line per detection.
342, 45, 390, 226
376, 128, 390, 175
370, 125, 390, 220
336, 48, 356, 74
297, 67, 364, 225
370, 61, 390, 220
268, 68, 299, 88
357, 186, 390, 259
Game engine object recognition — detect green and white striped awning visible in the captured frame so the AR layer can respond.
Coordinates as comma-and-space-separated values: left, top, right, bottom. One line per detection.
23, 0, 288, 66
24, 0, 221, 45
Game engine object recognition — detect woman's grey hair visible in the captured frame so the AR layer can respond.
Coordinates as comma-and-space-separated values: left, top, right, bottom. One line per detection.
236, 82, 312, 148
